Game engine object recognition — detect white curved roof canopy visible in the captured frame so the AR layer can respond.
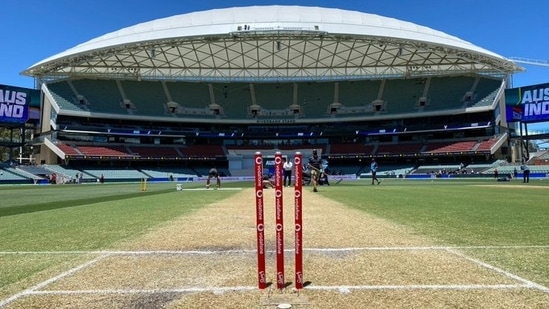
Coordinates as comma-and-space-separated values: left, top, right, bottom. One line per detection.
23, 5, 523, 82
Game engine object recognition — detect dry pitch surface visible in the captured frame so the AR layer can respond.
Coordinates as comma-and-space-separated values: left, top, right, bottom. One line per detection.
2, 187, 548, 308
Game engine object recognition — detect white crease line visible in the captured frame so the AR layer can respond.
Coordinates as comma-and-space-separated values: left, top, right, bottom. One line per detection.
0, 250, 255, 255
446, 248, 549, 294
305, 245, 549, 252
305, 284, 529, 291
1, 246, 546, 306
1, 245, 548, 256
30, 286, 257, 295
0, 254, 110, 308
178, 188, 243, 191
23, 284, 529, 296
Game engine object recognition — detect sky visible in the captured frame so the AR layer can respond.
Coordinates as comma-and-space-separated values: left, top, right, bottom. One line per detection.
2, 0, 548, 132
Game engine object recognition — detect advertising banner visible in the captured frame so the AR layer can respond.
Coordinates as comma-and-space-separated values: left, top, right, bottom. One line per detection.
505, 82, 549, 123
0, 84, 40, 124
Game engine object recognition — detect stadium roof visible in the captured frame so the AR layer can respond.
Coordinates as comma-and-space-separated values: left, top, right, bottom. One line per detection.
23, 5, 523, 83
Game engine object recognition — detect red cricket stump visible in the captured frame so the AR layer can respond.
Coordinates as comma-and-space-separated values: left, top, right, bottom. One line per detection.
254, 152, 267, 289
294, 152, 304, 289
274, 152, 285, 290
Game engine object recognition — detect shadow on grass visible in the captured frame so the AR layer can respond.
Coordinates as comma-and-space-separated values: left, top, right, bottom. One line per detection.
0, 189, 173, 217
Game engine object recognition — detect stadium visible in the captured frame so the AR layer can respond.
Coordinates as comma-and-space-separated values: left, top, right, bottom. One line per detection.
1, 5, 542, 183
1, 6, 549, 308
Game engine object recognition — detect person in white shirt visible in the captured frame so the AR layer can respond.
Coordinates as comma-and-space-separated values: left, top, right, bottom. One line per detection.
283, 157, 293, 187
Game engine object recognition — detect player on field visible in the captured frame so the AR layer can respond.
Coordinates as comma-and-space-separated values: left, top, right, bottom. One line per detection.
206, 167, 221, 189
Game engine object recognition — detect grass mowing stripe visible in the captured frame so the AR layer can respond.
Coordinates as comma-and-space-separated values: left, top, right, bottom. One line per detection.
322, 179, 549, 287
0, 183, 176, 209
0, 183, 241, 251
0, 183, 243, 291
0, 189, 174, 217
326, 180, 549, 246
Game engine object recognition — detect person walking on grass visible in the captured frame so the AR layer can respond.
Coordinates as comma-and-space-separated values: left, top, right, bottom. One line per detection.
371, 158, 380, 185
307, 149, 322, 192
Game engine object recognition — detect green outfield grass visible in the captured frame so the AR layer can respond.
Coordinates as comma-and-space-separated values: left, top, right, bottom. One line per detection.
327, 178, 549, 287
0, 182, 242, 250
0, 179, 548, 294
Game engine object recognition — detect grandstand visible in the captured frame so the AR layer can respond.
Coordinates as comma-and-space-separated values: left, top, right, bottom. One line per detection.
4, 5, 537, 183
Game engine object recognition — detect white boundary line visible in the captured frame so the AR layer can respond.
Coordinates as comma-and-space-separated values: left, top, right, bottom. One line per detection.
1, 246, 548, 307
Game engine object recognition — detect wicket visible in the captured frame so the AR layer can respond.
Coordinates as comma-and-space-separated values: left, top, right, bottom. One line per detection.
255, 151, 303, 290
